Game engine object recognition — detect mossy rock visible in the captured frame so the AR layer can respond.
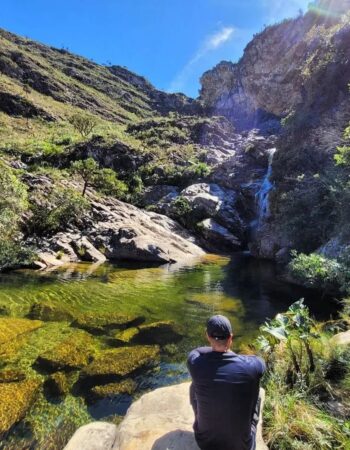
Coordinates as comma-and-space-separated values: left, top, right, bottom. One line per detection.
44, 372, 70, 397
27, 301, 75, 322
72, 312, 145, 335
35, 331, 96, 372
91, 379, 136, 399
0, 379, 41, 435
80, 345, 159, 387
0, 369, 26, 383
114, 321, 183, 346
0, 317, 43, 345
114, 327, 139, 345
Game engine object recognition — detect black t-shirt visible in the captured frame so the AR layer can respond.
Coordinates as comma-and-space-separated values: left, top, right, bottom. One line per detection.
187, 347, 266, 450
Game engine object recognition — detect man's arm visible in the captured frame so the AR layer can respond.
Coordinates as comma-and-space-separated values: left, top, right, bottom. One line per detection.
187, 346, 212, 366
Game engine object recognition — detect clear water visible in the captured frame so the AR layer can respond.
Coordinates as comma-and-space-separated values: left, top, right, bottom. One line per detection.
0, 253, 335, 449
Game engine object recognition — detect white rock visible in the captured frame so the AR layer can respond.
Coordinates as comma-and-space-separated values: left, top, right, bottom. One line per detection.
331, 330, 350, 346
64, 422, 118, 450
112, 382, 267, 450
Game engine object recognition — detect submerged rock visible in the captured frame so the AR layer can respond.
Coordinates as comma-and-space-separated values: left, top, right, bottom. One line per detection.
45, 371, 70, 397
91, 379, 137, 400
80, 346, 159, 387
0, 317, 42, 345
72, 312, 145, 335
0, 369, 26, 383
36, 331, 96, 372
27, 301, 75, 322
0, 379, 41, 435
114, 321, 183, 346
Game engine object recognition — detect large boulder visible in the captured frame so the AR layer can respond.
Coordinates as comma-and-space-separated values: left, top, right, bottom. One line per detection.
64, 383, 267, 450
64, 422, 118, 450
198, 218, 242, 251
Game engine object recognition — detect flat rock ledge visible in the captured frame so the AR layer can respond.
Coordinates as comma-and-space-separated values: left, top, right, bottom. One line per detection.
64, 382, 268, 450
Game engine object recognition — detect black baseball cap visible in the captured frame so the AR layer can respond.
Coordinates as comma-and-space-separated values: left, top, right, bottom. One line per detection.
207, 315, 232, 340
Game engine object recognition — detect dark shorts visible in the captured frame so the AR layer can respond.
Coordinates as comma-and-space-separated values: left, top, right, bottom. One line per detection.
195, 397, 261, 450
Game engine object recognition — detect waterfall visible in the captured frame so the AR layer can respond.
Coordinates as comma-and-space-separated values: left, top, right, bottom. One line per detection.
256, 147, 276, 223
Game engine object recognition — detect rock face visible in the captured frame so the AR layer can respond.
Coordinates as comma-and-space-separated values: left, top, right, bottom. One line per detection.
64, 383, 267, 450
25, 175, 205, 267
200, 7, 350, 132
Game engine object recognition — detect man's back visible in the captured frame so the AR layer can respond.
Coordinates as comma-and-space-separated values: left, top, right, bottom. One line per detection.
187, 347, 265, 450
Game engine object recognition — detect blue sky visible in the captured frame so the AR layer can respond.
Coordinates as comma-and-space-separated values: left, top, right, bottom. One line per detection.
1, 0, 310, 97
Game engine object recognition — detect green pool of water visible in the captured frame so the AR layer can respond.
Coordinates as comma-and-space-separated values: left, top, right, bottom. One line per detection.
0, 253, 334, 449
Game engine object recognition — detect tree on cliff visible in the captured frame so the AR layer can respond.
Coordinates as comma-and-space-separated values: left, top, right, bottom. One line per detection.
69, 113, 98, 138
71, 158, 128, 198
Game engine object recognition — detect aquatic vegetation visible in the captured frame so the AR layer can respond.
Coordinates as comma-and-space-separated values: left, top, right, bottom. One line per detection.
0, 256, 327, 447
115, 321, 183, 346
0, 378, 41, 434
27, 301, 75, 322
114, 327, 139, 344
72, 312, 145, 334
91, 379, 137, 399
80, 345, 160, 386
36, 330, 97, 372
45, 371, 70, 397
0, 369, 26, 382
0, 317, 42, 345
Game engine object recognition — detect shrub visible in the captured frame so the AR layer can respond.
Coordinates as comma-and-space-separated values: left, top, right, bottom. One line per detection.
288, 252, 340, 291
257, 299, 319, 385
71, 158, 128, 198
29, 187, 90, 235
289, 251, 350, 294
68, 113, 98, 138
0, 161, 29, 270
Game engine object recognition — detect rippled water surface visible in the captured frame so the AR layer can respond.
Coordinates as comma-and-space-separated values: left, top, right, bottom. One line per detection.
0, 253, 335, 448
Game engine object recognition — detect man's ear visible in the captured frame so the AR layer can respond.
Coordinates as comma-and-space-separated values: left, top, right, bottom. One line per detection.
206, 331, 211, 344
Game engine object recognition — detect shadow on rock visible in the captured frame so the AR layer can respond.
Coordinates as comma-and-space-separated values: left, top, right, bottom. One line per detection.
151, 429, 199, 450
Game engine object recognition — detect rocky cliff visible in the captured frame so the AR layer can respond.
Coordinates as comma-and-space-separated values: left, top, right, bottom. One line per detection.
200, 2, 350, 261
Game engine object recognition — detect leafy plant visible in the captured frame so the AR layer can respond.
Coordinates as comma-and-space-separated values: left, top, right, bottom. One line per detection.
257, 299, 319, 384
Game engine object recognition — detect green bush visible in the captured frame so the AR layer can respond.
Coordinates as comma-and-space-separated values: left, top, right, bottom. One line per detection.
257, 301, 350, 449
289, 252, 340, 291
0, 241, 33, 271
71, 158, 128, 198
289, 251, 350, 294
0, 161, 30, 270
29, 187, 90, 235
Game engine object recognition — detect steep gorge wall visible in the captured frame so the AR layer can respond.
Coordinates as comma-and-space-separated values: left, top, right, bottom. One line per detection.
200, 4, 350, 259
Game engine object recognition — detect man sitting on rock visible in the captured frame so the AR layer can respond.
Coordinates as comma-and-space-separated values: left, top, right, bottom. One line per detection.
187, 315, 265, 450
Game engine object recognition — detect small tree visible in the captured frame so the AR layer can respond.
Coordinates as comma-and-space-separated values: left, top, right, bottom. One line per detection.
71, 158, 128, 198
68, 113, 98, 138
71, 158, 99, 196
